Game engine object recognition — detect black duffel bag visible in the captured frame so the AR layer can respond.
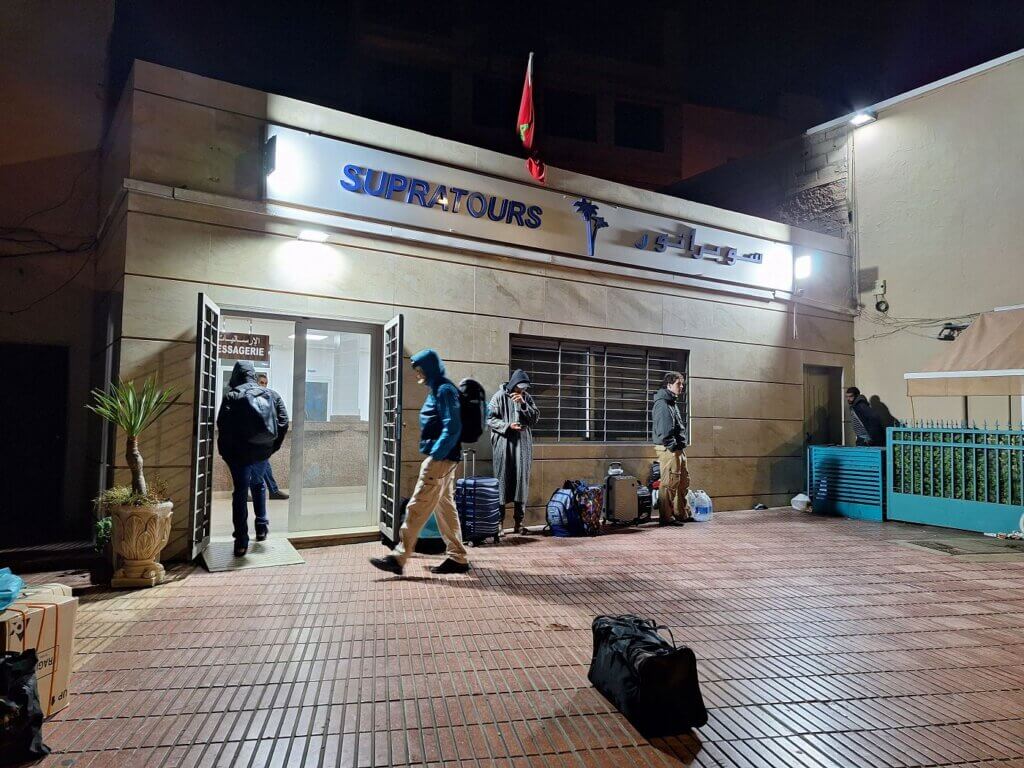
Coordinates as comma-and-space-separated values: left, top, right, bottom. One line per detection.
588, 614, 708, 736
1, 650, 51, 765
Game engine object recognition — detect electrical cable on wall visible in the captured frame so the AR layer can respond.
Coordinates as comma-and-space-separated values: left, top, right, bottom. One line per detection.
0, 155, 98, 315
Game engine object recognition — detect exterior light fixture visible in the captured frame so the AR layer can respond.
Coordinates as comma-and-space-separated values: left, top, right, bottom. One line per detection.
849, 110, 877, 127
288, 333, 328, 341
794, 254, 813, 280
297, 230, 329, 242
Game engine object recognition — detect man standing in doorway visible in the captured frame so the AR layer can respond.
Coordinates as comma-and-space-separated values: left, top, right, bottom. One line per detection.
652, 371, 689, 525
255, 373, 289, 500
846, 387, 885, 446
370, 349, 470, 576
488, 370, 539, 534
217, 361, 290, 557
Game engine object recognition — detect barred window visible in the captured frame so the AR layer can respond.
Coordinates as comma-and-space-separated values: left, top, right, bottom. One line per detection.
510, 336, 688, 443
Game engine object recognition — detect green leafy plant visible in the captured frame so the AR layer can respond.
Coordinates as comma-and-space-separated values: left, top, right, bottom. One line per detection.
87, 379, 181, 498
93, 517, 112, 553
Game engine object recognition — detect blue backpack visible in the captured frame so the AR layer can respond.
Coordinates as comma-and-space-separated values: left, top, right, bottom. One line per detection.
547, 488, 582, 537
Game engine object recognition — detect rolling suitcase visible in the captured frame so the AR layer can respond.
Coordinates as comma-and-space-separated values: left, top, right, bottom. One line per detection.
456, 450, 502, 545
605, 462, 639, 524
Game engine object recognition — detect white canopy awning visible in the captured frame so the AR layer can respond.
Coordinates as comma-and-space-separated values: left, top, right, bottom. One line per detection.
905, 307, 1024, 397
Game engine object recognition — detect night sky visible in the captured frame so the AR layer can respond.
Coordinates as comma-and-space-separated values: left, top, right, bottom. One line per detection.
109, 1, 1024, 138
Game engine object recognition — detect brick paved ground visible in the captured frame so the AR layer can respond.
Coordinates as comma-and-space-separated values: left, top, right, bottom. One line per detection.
38, 508, 1024, 767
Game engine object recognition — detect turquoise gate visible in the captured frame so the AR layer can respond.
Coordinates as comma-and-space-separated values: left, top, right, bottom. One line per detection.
887, 422, 1024, 533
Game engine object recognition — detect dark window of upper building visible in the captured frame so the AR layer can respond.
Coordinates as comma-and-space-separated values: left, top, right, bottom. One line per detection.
614, 101, 664, 151
544, 89, 597, 142
361, 61, 452, 136
472, 76, 520, 130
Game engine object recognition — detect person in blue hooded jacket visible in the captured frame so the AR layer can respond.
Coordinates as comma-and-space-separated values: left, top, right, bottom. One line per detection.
370, 349, 470, 575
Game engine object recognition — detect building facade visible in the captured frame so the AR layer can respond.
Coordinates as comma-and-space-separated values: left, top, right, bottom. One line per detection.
672, 50, 1024, 428
86, 61, 853, 560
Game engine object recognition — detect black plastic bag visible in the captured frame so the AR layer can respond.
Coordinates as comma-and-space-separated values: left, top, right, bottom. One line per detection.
588, 614, 708, 736
0, 650, 51, 765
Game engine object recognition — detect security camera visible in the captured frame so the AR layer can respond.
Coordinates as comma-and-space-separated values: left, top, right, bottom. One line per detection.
875, 298, 889, 313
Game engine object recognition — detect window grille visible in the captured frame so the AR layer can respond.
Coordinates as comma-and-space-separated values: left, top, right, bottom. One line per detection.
510, 336, 688, 443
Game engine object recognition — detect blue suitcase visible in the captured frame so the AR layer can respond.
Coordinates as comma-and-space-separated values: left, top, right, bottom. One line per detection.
456, 450, 502, 545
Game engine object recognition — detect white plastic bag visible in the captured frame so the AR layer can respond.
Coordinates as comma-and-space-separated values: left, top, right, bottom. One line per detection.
791, 493, 811, 511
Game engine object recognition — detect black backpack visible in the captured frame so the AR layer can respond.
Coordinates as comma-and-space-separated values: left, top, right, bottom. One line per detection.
458, 378, 486, 444
226, 385, 278, 446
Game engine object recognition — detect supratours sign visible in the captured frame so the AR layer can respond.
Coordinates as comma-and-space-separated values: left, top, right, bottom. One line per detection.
264, 124, 794, 293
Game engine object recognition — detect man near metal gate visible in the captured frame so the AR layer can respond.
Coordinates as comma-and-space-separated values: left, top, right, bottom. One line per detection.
846, 387, 885, 446
652, 371, 689, 525
370, 348, 470, 576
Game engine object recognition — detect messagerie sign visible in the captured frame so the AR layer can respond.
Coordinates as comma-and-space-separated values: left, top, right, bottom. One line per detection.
218, 333, 270, 362
264, 124, 795, 293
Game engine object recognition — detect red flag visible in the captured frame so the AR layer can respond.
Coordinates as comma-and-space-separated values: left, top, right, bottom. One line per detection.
517, 52, 546, 183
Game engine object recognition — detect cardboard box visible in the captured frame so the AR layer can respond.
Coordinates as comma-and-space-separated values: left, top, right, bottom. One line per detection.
1, 592, 77, 717
20, 583, 74, 599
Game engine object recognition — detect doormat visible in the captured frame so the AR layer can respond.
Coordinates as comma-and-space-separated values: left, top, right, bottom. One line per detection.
202, 536, 305, 572
897, 537, 1024, 560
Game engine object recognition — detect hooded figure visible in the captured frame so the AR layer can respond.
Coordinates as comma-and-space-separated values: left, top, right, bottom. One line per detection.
411, 348, 462, 461
487, 369, 540, 532
216, 361, 289, 555
369, 348, 469, 576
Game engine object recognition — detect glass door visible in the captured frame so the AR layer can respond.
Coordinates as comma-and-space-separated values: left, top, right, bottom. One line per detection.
290, 321, 380, 534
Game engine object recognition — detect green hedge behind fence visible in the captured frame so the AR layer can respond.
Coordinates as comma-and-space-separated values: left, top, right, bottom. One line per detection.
891, 426, 1024, 506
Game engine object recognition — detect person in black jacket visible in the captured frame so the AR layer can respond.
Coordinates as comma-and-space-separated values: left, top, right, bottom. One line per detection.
217, 361, 290, 556
652, 372, 690, 525
846, 387, 885, 446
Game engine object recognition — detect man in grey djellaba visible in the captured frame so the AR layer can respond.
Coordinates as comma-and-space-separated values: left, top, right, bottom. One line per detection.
487, 370, 539, 534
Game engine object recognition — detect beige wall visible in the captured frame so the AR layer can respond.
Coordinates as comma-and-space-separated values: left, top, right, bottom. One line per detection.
115, 200, 852, 558
852, 56, 1024, 425
100, 62, 853, 559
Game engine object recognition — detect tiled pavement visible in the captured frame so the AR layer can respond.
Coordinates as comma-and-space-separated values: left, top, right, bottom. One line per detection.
39, 509, 1024, 767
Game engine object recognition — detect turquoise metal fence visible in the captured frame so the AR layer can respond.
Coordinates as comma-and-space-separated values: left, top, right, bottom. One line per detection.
807, 445, 885, 521
887, 422, 1024, 533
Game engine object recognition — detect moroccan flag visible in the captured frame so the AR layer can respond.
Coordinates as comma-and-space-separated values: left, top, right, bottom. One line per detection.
517, 52, 546, 183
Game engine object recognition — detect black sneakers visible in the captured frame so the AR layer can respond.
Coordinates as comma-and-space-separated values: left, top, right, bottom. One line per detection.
269, 490, 290, 500
369, 555, 404, 575
430, 558, 470, 575
255, 527, 269, 542
233, 542, 248, 557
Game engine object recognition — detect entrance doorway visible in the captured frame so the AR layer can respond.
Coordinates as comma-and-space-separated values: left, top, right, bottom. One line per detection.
210, 312, 381, 539
803, 365, 844, 446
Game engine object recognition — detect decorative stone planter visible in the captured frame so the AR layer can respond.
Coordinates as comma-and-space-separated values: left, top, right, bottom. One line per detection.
110, 501, 173, 588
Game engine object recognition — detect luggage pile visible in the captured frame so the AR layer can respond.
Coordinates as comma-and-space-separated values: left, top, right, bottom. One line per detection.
546, 462, 657, 536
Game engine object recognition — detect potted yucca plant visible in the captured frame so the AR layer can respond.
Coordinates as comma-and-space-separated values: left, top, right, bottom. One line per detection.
88, 378, 181, 588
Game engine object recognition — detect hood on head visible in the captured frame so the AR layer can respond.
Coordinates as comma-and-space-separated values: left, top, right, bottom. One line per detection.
505, 369, 531, 393
229, 360, 258, 388
410, 348, 445, 386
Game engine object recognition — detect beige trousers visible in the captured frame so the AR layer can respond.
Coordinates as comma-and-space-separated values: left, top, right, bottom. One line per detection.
654, 445, 690, 522
394, 457, 468, 566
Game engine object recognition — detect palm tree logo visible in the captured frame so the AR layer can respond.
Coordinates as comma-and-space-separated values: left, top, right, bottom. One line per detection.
573, 198, 608, 258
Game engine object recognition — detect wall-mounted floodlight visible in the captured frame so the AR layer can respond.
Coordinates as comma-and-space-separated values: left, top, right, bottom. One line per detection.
297, 230, 329, 242
794, 254, 813, 280
849, 110, 877, 127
